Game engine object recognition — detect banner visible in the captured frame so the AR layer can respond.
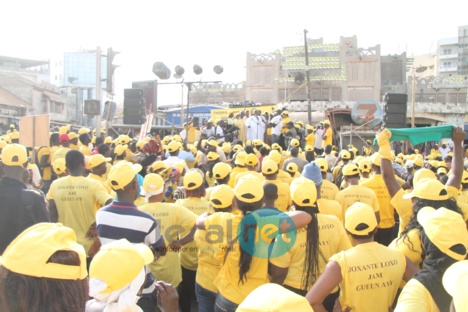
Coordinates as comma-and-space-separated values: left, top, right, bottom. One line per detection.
210, 104, 279, 120
19, 114, 50, 147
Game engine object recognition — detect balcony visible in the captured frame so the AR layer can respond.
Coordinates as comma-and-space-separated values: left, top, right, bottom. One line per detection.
439, 54, 458, 60
439, 66, 458, 72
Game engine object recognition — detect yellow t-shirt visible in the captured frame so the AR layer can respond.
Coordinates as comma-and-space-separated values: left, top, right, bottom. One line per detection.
277, 169, 292, 185
176, 197, 211, 271
305, 133, 316, 147
270, 214, 351, 291
321, 127, 333, 148
195, 212, 236, 293
51, 147, 70, 163
37, 146, 52, 180
281, 117, 291, 134
228, 167, 248, 188
80, 145, 91, 156
46, 176, 112, 255
69, 143, 80, 150
330, 242, 406, 312
390, 189, 413, 235
395, 279, 440, 312
317, 198, 343, 223
87, 173, 115, 214
335, 185, 380, 221
361, 174, 395, 229
140, 202, 198, 287
262, 179, 291, 212
389, 229, 423, 268
321, 179, 339, 200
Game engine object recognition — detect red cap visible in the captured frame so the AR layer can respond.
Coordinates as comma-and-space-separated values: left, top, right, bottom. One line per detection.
59, 134, 70, 143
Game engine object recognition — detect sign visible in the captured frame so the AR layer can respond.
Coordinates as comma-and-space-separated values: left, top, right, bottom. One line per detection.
210, 104, 278, 120
84, 100, 101, 115
19, 114, 50, 147
351, 99, 383, 126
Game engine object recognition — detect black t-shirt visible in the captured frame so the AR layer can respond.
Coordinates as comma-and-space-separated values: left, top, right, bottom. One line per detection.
139, 154, 158, 177
0, 177, 49, 254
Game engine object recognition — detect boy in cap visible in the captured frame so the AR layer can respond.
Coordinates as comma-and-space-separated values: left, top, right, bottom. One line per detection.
0, 144, 49, 254
307, 202, 417, 312
51, 133, 71, 163
262, 159, 291, 212
37, 132, 60, 194
87, 154, 114, 213
96, 161, 166, 312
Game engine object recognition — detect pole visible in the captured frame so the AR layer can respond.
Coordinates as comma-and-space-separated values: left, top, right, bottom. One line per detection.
185, 82, 192, 145
304, 29, 312, 124
411, 70, 416, 128
180, 83, 184, 130
96, 46, 101, 136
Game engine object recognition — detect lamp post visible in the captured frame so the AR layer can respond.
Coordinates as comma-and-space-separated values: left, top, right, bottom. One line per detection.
411, 65, 428, 128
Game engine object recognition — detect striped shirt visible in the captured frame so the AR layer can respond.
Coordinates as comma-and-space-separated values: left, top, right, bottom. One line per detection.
96, 200, 165, 294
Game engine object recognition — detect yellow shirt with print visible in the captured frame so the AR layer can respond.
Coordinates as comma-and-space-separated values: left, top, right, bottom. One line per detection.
395, 279, 440, 312
140, 202, 198, 287
335, 185, 380, 221
277, 169, 292, 185
330, 242, 406, 312
46, 176, 112, 255
195, 212, 236, 293
87, 173, 115, 214
270, 214, 351, 291
176, 197, 211, 271
361, 174, 395, 229
263, 179, 291, 212
321, 179, 339, 200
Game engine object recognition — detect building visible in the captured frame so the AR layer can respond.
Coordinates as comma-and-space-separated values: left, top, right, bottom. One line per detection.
436, 38, 459, 77
459, 25, 468, 76
381, 53, 407, 98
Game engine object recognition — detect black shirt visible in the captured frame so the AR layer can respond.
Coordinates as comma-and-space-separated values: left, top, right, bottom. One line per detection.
0, 177, 49, 254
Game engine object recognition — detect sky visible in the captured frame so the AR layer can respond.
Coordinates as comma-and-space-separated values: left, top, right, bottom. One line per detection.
2, 0, 468, 106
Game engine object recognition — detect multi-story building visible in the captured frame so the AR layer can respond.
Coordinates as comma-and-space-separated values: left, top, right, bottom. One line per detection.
436, 38, 458, 77
458, 25, 468, 76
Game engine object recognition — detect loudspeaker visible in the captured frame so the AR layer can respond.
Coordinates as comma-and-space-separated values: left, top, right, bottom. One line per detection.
382, 93, 408, 128
192, 117, 199, 127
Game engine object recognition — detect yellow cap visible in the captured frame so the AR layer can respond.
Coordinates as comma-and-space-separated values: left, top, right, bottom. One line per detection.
245, 154, 258, 166
304, 145, 314, 152
119, 135, 131, 145
418, 207, 468, 260
235, 151, 247, 166
237, 283, 313, 312
290, 177, 317, 206
183, 170, 204, 190
340, 150, 351, 160
306, 125, 314, 130
136, 141, 146, 150
234, 174, 264, 203
322, 119, 330, 125
172, 134, 182, 142
114, 145, 127, 156
59, 124, 70, 134
290, 139, 300, 147
222, 142, 232, 154
403, 178, 448, 201
268, 150, 282, 165
253, 139, 263, 147
89, 154, 112, 169
281, 110, 289, 115
89, 239, 153, 294
285, 162, 298, 174
262, 159, 278, 175
151, 161, 168, 172
312, 158, 327, 173
167, 141, 180, 153
1, 144, 28, 167
52, 158, 66, 175
210, 185, 235, 209
0, 140, 7, 149
462, 171, 468, 184
359, 159, 372, 173
1, 135, 11, 144
245, 140, 252, 146
413, 157, 423, 167
413, 168, 436, 185
9, 123, 15, 128
213, 162, 231, 180
370, 153, 381, 167
345, 202, 378, 236
207, 151, 220, 161
173, 160, 185, 174
68, 132, 78, 140
342, 164, 359, 176
143, 173, 165, 195
437, 167, 447, 175
443, 260, 468, 312
107, 162, 142, 191
207, 139, 219, 148
271, 143, 282, 152
0, 223, 87, 280
233, 144, 243, 153
78, 127, 90, 135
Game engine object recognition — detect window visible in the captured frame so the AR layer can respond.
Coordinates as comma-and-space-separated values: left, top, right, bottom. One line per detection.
443, 61, 452, 67
443, 48, 452, 55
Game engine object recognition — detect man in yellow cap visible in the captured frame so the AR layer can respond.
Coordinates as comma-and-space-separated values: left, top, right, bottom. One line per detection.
96, 161, 166, 311
321, 120, 333, 150
0, 144, 49, 254
87, 154, 114, 213
37, 133, 60, 194
262, 159, 291, 212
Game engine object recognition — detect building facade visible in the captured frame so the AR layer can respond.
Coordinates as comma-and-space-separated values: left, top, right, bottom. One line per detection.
436, 37, 459, 77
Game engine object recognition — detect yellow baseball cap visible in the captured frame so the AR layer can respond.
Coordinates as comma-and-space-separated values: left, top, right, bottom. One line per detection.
237, 283, 313, 312
210, 185, 235, 209
304, 145, 314, 152
233, 144, 243, 153
306, 125, 314, 130
9, 123, 15, 128
417, 207, 468, 260
285, 162, 298, 174
443, 260, 468, 312
107, 161, 142, 191
1, 135, 11, 144
370, 153, 381, 166
403, 178, 449, 201
207, 151, 220, 161
437, 167, 447, 175
207, 139, 219, 148
1, 144, 28, 167
213, 162, 231, 180
114, 144, 127, 156
143, 173, 165, 195
345, 202, 378, 236
268, 150, 282, 165
290, 139, 300, 147
89, 154, 112, 169
151, 161, 168, 172
462, 171, 468, 184
119, 135, 131, 145
315, 158, 328, 172
68, 132, 78, 140
245, 154, 258, 166
172, 134, 182, 142
340, 150, 351, 160
184, 170, 204, 190
359, 159, 372, 173
271, 143, 282, 151
290, 176, 317, 207
342, 164, 360, 176
173, 160, 185, 174
245, 140, 252, 146
234, 174, 264, 203
0, 140, 7, 149
78, 127, 90, 134
412, 168, 436, 185
136, 140, 146, 150
253, 139, 263, 147
222, 142, 232, 154
235, 151, 247, 166
281, 110, 289, 115
52, 158, 67, 175
0, 223, 87, 280
89, 239, 153, 294
167, 141, 180, 153
59, 124, 70, 134
262, 159, 278, 175
322, 119, 331, 125
413, 157, 423, 167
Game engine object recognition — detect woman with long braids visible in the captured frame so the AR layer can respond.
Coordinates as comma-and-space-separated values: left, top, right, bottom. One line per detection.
270, 177, 351, 312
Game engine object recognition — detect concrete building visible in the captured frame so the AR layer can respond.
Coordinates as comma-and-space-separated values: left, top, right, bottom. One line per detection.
458, 25, 468, 76
436, 38, 459, 77
381, 53, 407, 98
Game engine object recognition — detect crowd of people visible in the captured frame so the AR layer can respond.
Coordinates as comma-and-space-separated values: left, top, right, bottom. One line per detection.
0, 115, 468, 312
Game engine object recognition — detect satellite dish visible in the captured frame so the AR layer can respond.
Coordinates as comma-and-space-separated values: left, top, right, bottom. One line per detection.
351, 99, 383, 126
213, 65, 223, 74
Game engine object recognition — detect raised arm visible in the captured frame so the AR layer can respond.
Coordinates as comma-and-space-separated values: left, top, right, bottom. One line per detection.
446, 126, 466, 190
377, 128, 401, 197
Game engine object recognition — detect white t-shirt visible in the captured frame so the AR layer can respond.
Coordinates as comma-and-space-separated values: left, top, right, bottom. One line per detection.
314, 129, 324, 149
214, 126, 225, 143
270, 115, 283, 136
